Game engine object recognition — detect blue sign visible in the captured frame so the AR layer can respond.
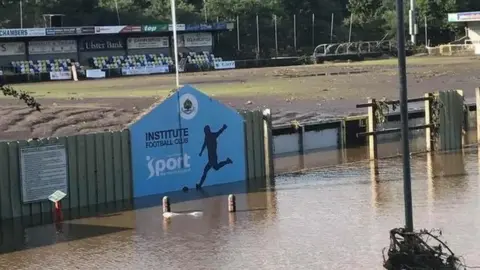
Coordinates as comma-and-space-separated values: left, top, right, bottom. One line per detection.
186, 24, 214, 31
185, 24, 201, 31
129, 85, 246, 198
213, 22, 228, 30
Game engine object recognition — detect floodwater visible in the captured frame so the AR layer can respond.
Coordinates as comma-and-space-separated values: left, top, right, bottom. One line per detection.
2, 144, 480, 269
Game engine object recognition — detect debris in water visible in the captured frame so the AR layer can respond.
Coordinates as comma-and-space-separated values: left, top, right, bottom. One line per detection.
383, 228, 466, 270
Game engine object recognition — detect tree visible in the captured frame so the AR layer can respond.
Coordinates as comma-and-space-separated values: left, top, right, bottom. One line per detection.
0, 85, 41, 111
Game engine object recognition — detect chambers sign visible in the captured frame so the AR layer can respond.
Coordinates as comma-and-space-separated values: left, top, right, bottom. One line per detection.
0, 28, 45, 38
80, 38, 124, 51
142, 24, 168, 32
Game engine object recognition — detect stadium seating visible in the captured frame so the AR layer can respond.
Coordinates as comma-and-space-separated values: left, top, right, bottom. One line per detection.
8, 52, 225, 75
11, 59, 80, 74
91, 54, 173, 69
91, 52, 223, 70
181, 51, 223, 68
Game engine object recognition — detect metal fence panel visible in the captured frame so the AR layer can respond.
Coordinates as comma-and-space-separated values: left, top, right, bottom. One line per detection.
0, 130, 132, 221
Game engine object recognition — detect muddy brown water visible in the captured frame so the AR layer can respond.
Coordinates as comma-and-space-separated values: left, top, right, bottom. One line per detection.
2, 142, 480, 269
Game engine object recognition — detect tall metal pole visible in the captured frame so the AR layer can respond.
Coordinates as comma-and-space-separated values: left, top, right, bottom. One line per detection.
348, 13, 353, 43
409, 0, 417, 44
171, 0, 180, 88
424, 15, 428, 46
204, 0, 207, 23
236, 15, 240, 51
293, 14, 297, 51
256, 14, 260, 59
312, 13, 315, 48
216, 16, 220, 43
274, 14, 278, 57
330, 13, 334, 43
114, 0, 121, 25
20, 0, 23, 28
396, 0, 414, 232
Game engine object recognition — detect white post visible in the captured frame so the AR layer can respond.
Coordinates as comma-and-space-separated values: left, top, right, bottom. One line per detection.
216, 16, 220, 43
293, 14, 297, 51
203, 0, 207, 23
312, 13, 315, 48
236, 15, 240, 50
348, 13, 353, 43
274, 14, 278, 57
424, 16, 428, 46
256, 14, 260, 59
114, 0, 121, 25
171, 0, 180, 88
330, 13, 334, 43
409, 0, 417, 45
20, 0, 23, 28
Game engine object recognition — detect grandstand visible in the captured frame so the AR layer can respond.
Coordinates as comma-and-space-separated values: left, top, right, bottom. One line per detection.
92, 54, 173, 69
89, 52, 223, 71
181, 51, 223, 68
0, 22, 243, 82
7, 52, 225, 75
11, 59, 81, 74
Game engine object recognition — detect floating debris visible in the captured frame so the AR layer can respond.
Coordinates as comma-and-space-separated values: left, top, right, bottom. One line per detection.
383, 228, 467, 270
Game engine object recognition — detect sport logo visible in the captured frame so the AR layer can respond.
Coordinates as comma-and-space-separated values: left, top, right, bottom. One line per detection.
147, 154, 191, 179
179, 93, 198, 120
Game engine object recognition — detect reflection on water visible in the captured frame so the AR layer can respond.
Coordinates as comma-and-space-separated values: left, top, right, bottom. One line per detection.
2, 147, 480, 269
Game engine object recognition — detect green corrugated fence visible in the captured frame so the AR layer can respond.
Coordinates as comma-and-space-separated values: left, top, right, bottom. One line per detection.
0, 130, 132, 221
241, 110, 274, 181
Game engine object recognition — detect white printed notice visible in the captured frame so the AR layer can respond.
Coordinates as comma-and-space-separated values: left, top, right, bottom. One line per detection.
20, 145, 68, 203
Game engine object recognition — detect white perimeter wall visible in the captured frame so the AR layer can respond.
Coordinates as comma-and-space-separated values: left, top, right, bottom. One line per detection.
467, 21, 480, 54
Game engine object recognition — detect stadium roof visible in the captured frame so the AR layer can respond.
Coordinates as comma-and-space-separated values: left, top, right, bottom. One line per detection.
0, 22, 234, 38
448, 11, 480, 22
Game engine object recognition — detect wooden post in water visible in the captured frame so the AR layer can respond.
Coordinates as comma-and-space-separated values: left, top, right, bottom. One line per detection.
298, 124, 305, 169
476, 87, 480, 143
263, 109, 274, 178
437, 90, 464, 151
424, 93, 434, 152
228, 194, 236, 213
339, 120, 347, 163
457, 90, 466, 149
162, 196, 171, 213
367, 98, 378, 160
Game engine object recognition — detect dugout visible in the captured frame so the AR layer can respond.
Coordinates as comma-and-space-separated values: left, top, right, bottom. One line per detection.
448, 11, 480, 54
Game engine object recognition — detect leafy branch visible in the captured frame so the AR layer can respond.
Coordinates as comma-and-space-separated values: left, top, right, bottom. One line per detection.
373, 98, 399, 125
430, 95, 443, 141
0, 84, 41, 111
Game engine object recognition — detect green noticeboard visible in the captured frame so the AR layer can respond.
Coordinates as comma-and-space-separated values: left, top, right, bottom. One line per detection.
142, 24, 168, 32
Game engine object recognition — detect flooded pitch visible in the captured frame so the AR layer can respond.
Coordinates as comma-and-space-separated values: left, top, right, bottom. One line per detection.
1, 146, 480, 269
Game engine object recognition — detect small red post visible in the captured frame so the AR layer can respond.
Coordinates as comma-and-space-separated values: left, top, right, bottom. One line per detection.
53, 201, 63, 233
48, 190, 67, 233
53, 201, 63, 222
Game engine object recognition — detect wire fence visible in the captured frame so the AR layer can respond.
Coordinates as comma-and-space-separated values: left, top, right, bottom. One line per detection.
215, 13, 354, 60
214, 13, 436, 60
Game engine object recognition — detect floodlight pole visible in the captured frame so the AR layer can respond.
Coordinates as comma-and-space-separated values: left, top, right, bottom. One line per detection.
20, 0, 23, 28
171, 0, 180, 88
396, 0, 414, 232
114, 0, 121, 25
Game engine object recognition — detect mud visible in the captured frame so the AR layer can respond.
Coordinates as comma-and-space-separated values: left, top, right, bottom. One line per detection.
1, 56, 480, 141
